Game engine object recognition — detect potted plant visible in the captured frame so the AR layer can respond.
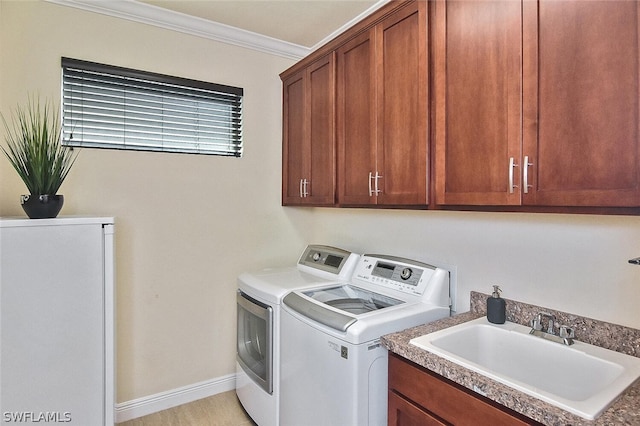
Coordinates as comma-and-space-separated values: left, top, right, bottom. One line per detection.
1, 97, 78, 218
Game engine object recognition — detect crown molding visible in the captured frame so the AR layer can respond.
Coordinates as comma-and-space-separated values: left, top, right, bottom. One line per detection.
45, 0, 311, 60
310, 0, 390, 51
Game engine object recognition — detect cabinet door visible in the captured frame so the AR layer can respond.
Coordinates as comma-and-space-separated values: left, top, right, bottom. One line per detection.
523, 1, 640, 206
282, 70, 308, 204
337, 30, 377, 205
434, 0, 523, 206
1, 224, 107, 424
307, 55, 336, 205
282, 55, 335, 206
376, 1, 428, 206
338, 2, 428, 207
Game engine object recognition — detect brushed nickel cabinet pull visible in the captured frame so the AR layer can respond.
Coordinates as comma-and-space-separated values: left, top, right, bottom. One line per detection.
368, 172, 374, 197
369, 171, 382, 196
374, 172, 382, 195
523, 156, 532, 194
299, 179, 309, 197
509, 157, 519, 194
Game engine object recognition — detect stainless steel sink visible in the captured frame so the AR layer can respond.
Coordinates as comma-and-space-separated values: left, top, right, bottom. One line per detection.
410, 317, 640, 420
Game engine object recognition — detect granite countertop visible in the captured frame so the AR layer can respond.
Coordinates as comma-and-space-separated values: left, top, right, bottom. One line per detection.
381, 292, 640, 425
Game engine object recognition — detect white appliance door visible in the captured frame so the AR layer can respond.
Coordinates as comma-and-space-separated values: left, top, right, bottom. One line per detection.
236, 291, 273, 394
0, 222, 107, 425
280, 308, 387, 426
236, 290, 279, 426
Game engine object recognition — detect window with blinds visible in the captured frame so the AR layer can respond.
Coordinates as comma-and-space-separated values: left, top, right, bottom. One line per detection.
61, 57, 243, 157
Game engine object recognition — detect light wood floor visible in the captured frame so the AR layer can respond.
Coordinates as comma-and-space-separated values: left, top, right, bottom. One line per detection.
117, 390, 256, 426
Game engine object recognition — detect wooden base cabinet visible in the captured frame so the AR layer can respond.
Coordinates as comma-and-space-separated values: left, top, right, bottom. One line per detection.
435, 0, 640, 208
388, 353, 540, 426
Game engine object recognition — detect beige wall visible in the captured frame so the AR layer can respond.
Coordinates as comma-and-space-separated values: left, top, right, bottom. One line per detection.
306, 208, 640, 328
0, 0, 310, 402
3, 0, 640, 408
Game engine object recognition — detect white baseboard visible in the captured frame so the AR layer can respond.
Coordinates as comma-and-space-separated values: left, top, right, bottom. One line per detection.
115, 373, 236, 423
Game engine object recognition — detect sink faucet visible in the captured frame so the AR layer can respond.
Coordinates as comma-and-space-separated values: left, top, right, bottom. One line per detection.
531, 312, 555, 334
530, 312, 575, 346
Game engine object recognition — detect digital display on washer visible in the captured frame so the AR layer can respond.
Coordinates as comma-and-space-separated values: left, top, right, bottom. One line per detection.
372, 262, 395, 279
372, 261, 422, 286
324, 254, 344, 268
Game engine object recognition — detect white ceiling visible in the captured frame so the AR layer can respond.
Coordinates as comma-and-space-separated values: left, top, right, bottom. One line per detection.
138, 0, 382, 48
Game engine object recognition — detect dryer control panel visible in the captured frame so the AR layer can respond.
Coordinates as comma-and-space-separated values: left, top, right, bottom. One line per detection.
297, 245, 359, 280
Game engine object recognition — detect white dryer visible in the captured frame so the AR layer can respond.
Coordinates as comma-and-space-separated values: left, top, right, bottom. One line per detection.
236, 245, 359, 426
280, 254, 452, 426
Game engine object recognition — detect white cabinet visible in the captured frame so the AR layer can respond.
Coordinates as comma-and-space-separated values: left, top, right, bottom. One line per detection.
0, 217, 115, 425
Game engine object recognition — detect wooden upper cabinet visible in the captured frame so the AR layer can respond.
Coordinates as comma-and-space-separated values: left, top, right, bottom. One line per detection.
434, 0, 523, 206
282, 70, 306, 204
282, 54, 336, 206
523, 1, 640, 207
337, 30, 377, 205
337, 1, 428, 206
436, 0, 640, 208
377, 2, 428, 206
308, 56, 336, 205
283, 0, 640, 212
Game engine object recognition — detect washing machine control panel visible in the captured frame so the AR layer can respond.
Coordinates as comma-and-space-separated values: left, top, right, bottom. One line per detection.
353, 255, 437, 296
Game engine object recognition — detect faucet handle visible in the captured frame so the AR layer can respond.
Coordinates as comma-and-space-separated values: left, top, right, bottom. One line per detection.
530, 316, 543, 331
532, 312, 556, 334
559, 325, 575, 339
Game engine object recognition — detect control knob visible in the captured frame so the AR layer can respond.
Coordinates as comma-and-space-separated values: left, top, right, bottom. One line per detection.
312, 252, 322, 262
400, 267, 413, 280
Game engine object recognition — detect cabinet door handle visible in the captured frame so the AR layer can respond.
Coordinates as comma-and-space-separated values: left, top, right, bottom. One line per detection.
523, 156, 532, 194
509, 157, 518, 194
299, 178, 304, 198
368, 172, 374, 197
302, 179, 309, 197
369, 172, 382, 196
374, 172, 382, 195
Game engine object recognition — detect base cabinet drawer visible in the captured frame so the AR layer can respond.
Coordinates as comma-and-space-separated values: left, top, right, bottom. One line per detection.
388, 353, 540, 426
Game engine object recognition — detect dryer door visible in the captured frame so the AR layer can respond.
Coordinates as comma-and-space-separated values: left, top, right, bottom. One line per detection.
237, 291, 273, 394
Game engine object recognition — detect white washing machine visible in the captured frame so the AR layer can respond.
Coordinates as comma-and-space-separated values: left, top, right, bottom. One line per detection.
236, 245, 359, 426
280, 254, 453, 426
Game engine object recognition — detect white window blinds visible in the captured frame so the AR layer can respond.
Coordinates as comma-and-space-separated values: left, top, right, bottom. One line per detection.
61, 57, 243, 157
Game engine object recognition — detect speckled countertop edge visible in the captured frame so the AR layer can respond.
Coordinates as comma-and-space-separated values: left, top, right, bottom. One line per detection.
381, 291, 640, 426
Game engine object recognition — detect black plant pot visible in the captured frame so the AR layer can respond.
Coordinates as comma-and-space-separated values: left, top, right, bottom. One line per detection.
21, 194, 64, 219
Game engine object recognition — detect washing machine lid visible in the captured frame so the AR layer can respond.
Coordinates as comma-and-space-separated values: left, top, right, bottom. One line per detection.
302, 284, 404, 314
283, 284, 405, 332
283, 291, 355, 332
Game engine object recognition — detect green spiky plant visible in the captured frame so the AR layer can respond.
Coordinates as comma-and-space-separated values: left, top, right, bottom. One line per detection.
1, 97, 77, 196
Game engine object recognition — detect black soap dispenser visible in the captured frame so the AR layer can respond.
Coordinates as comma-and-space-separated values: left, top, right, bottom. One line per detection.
487, 285, 506, 324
